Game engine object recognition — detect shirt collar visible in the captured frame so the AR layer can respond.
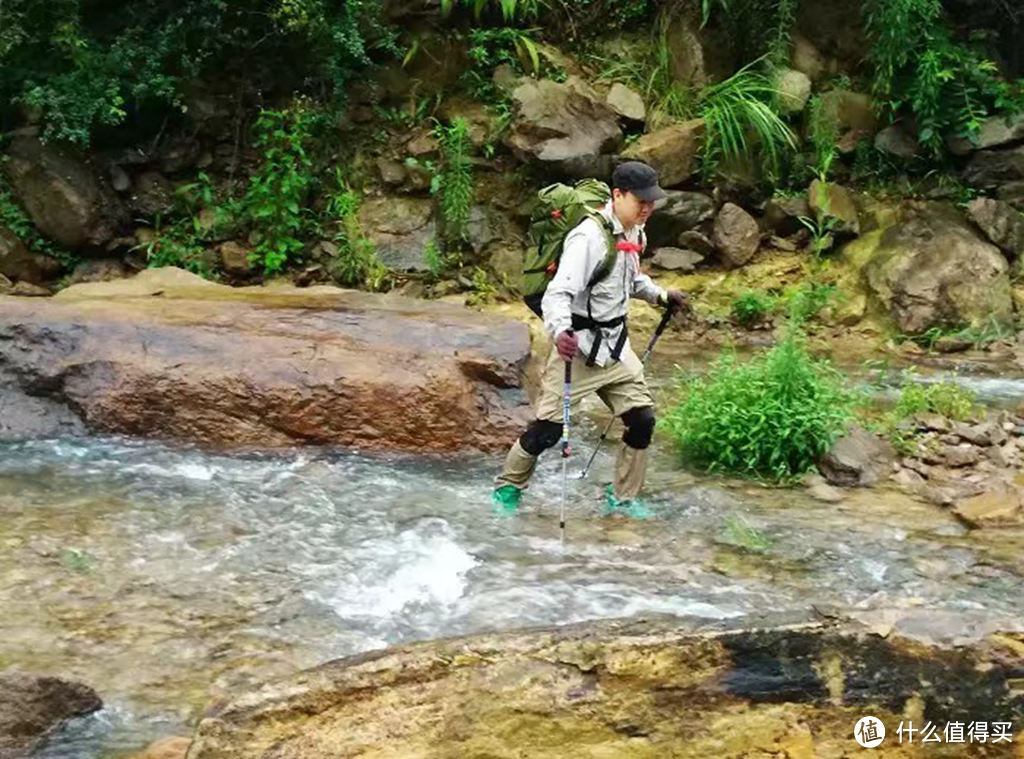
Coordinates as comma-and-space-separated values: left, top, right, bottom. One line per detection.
600, 201, 644, 237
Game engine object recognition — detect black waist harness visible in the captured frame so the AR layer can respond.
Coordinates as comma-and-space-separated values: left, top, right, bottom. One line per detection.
571, 312, 628, 366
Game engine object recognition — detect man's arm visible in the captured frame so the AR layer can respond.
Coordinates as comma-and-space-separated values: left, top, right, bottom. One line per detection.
630, 268, 666, 305
541, 221, 602, 339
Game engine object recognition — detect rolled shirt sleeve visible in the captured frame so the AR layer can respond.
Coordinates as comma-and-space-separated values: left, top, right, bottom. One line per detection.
631, 269, 666, 305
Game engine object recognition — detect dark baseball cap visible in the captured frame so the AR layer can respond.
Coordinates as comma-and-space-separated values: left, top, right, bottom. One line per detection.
612, 161, 666, 202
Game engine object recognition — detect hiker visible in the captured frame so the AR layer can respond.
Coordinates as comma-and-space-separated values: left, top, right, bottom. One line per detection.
492, 160, 688, 518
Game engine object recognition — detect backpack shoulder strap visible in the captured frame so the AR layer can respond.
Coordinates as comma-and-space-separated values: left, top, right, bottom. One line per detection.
584, 211, 618, 288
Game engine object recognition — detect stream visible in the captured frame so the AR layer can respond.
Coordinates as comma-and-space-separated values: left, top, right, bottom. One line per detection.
3, 413, 1022, 756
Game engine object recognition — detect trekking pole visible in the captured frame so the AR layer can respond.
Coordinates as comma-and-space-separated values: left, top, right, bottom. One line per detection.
579, 305, 676, 480
560, 342, 573, 545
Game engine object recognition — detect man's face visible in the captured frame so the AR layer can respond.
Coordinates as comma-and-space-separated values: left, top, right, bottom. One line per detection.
613, 188, 657, 228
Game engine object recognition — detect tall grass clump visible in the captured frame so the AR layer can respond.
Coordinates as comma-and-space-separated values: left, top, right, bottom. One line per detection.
661, 327, 856, 481
700, 63, 798, 179
434, 117, 476, 243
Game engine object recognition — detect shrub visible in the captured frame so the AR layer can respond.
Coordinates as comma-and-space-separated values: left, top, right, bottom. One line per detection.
323, 175, 390, 291
661, 328, 856, 480
730, 290, 775, 328
890, 375, 977, 422
242, 105, 317, 275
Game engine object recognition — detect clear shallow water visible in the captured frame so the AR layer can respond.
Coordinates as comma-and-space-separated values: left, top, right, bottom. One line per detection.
1, 435, 1020, 757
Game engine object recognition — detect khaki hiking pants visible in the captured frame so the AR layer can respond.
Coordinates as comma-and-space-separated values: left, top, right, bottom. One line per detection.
496, 342, 654, 500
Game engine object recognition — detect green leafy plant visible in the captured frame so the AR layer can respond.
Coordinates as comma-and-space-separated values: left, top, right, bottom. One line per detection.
864, 0, 1024, 154
867, 370, 978, 452
132, 216, 216, 279
440, 0, 542, 23
661, 326, 856, 481
807, 94, 841, 181
784, 281, 838, 325
0, 0, 396, 145
900, 316, 1015, 350
730, 290, 775, 328
434, 118, 476, 244
721, 515, 773, 553
323, 173, 390, 291
465, 266, 500, 306
242, 105, 318, 275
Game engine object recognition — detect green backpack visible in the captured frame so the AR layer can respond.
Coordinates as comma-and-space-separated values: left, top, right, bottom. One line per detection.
522, 179, 617, 317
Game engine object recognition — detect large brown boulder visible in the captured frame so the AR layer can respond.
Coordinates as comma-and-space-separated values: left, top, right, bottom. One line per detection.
505, 77, 622, 167
621, 119, 705, 187
860, 204, 1013, 333
0, 672, 102, 757
0, 226, 60, 285
0, 268, 531, 452
187, 612, 1023, 759
3, 136, 128, 250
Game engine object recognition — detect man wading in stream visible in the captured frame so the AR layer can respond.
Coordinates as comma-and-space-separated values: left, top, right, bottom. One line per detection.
492, 161, 688, 519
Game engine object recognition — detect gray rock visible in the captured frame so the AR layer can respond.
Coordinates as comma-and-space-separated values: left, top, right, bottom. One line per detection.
645, 191, 714, 248
948, 112, 1024, 156
109, 164, 131, 192
465, 205, 499, 254
874, 124, 918, 159
0, 273, 11, 294
676, 230, 715, 256
377, 158, 407, 186
966, 197, 1024, 258
218, 242, 253, 276
774, 68, 812, 114
158, 136, 201, 174
68, 259, 129, 286
808, 180, 859, 237
3, 136, 128, 250
606, 83, 645, 122
651, 247, 703, 272
712, 203, 760, 268
358, 197, 436, 272
0, 225, 60, 284
818, 426, 896, 487
964, 145, 1024, 190
765, 196, 810, 236
953, 420, 1008, 448
11, 281, 51, 296
942, 443, 981, 468
505, 77, 622, 165
130, 171, 176, 218
0, 672, 101, 756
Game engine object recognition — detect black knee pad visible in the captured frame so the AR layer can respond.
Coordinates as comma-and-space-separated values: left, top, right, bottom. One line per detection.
520, 419, 562, 456
621, 406, 656, 449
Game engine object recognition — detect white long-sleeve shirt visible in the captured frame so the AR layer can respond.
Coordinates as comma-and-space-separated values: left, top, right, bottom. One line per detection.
541, 202, 666, 367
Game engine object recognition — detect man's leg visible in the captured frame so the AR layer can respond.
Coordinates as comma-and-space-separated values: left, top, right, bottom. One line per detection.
494, 419, 562, 491
614, 405, 656, 501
